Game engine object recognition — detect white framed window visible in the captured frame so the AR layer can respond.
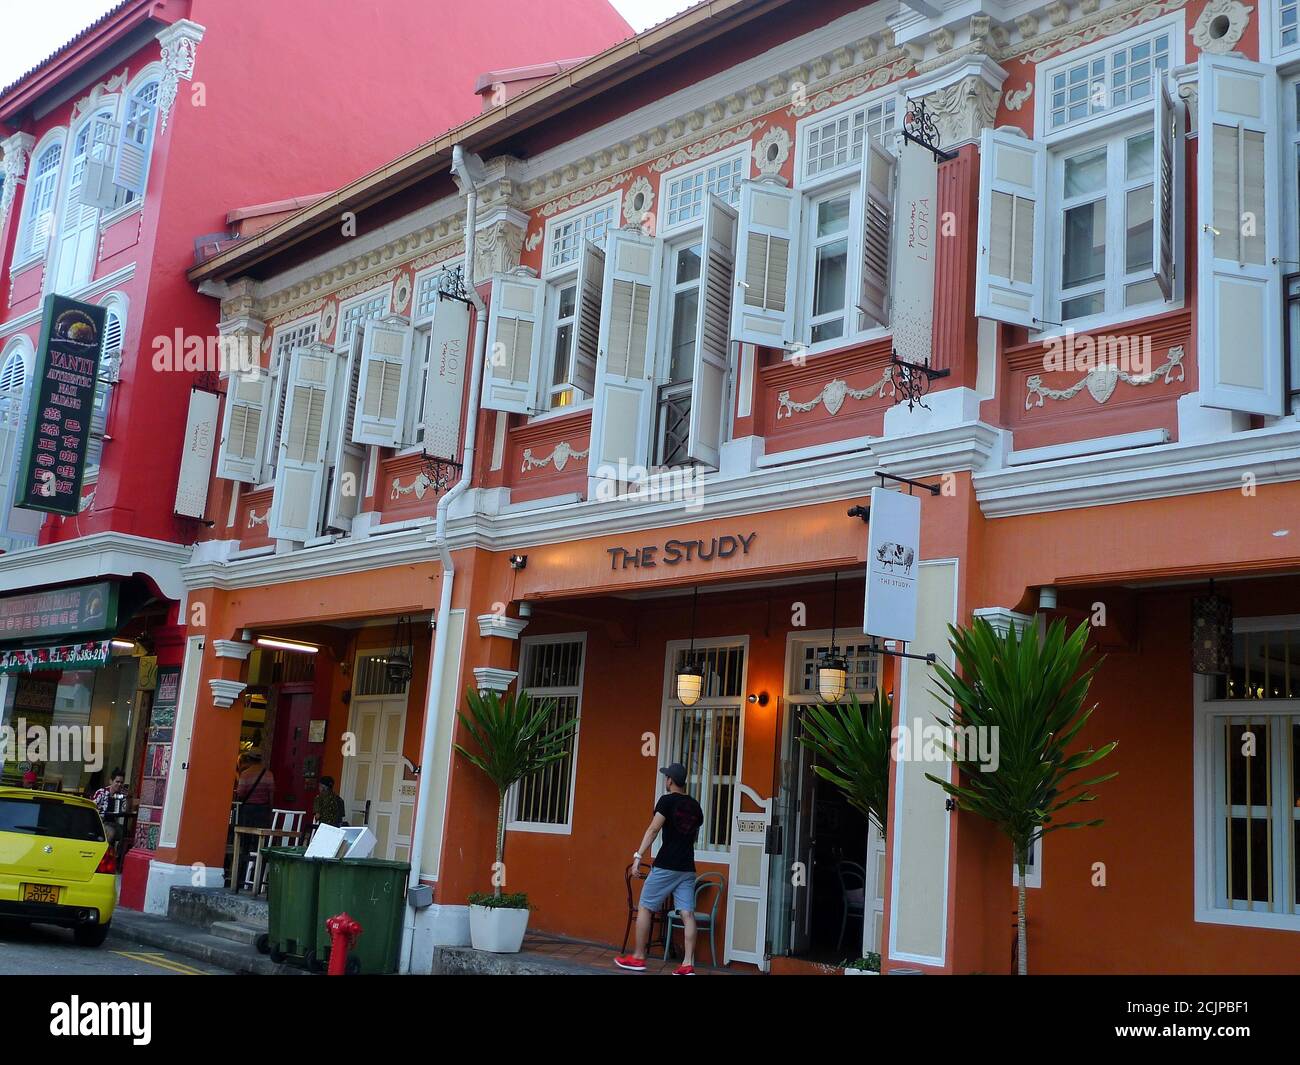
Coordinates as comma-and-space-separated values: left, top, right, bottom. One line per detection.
15, 137, 64, 265
543, 278, 580, 410
1285, 0, 1300, 50
659, 638, 747, 854
52, 105, 116, 294
509, 634, 586, 833
0, 337, 39, 552
1195, 617, 1300, 931
1045, 28, 1171, 133
85, 294, 125, 476
1052, 123, 1165, 323
543, 194, 619, 276
263, 315, 320, 481
803, 185, 856, 344
653, 236, 702, 466
116, 78, 160, 209
787, 633, 881, 700
658, 146, 748, 235
800, 96, 896, 182
337, 288, 390, 348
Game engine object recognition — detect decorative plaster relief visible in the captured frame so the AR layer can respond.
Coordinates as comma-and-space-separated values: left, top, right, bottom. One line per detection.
1024, 346, 1185, 408
1004, 81, 1033, 111
754, 125, 791, 177
1192, 0, 1252, 55
521, 441, 589, 473
775, 369, 897, 420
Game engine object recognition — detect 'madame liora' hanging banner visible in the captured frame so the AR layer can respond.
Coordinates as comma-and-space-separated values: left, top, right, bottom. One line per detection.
16, 294, 106, 516
890, 133, 938, 366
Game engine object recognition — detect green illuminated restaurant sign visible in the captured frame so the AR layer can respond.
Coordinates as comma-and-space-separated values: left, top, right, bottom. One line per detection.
16, 294, 106, 516
0, 582, 118, 641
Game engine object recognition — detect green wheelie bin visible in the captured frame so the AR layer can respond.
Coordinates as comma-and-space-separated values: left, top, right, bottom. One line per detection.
257, 847, 323, 968
315, 857, 410, 975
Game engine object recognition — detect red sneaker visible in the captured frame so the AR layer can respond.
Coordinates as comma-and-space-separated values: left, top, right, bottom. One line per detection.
672, 964, 695, 976
614, 955, 647, 971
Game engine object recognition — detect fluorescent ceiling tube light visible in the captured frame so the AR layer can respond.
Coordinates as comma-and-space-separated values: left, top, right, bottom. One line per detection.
256, 636, 319, 654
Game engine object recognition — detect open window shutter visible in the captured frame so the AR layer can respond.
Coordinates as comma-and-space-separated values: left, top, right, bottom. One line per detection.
859, 139, 896, 328
1197, 54, 1283, 415
0, 363, 40, 547
113, 100, 156, 198
588, 229, 659, 488
352, 317, 413, 447
1152, 76, 1181, 300
328, 331, 366, 532
687, 194, 737, 469
79, 115, 120, 211
731, 180, 798, 347
269, 346, 337, 541
482, 273, 544, 413
215, 366, 271, 483
568, 240, 604, 397
974, 129, 1046, 328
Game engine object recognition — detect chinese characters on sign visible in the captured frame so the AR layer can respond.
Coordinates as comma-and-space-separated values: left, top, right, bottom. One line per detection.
0, 582, 118, 640
17, 294, 106, 516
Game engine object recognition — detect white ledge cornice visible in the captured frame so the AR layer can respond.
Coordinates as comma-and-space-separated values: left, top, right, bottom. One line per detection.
209, 678, 247, 709
473, 667, 517, 693
0, 533, 191, 601
974, 421, 1300, 518
212, 640, 254, 661
476, 614, 529, 640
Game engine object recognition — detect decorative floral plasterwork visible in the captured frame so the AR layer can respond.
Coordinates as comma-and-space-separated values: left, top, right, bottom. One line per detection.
1017, 0, 1189, 64
1192, 0, 1252, 55
319, 301, 337, 341
525, 230, 543, 252
521, 442, 589, 473
156, 20, 205, 134
247, 508, 268, 528
647, 120, 767, 174
391, 472, 433, 501
921, 76, 1001, 146
622, 176, 655, 227
776, 370, 897, 420
1024, 346, 1185, 409
787, 58, 914, 118
537, 172, 632, 219
753, 126, 791, 177
72, 70, 128, 121
1004, 81, 1033, 112
79, 488, 96, 513
0, 133, 33, 234
393, 273, 412, 315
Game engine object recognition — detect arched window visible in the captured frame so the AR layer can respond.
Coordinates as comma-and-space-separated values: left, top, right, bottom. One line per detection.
119, 79, 160, 206
17, 139, 63, 262
52, 108, 114, 293
86, 295, 125, 474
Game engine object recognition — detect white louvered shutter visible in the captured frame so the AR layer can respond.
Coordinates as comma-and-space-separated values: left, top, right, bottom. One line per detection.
215, 366, 272, 483
731, 181, 798, 346
1197, 54, 1283, 415
353, 317, 413, 447
328, 331, 367, 532
588, 229, 659, 490
0, 353, 40, 548
859, 139, 896, 328
269, 346, 337, 541
79, 114, 120, 211
482, 274, 545, 413
569, 240, 604, 397
974, 129, 1046, 328
114, 98, 156, 198
1152, 76, 1182, 301
687, 195, 737, 469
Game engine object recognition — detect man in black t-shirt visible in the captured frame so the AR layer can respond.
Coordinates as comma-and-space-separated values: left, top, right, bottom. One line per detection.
614, 762, 705, 975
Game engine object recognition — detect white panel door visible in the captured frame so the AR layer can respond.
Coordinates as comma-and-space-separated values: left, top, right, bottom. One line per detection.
340, 694, 407, 861
725, 784, 771, 969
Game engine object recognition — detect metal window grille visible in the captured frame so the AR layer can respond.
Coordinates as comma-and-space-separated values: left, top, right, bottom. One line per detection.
792, 638, 881, 698
354, 653, 410, 697
513, 639, 585, 826
655, 381, 692, 467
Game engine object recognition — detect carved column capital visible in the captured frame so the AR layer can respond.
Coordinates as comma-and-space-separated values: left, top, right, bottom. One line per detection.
155, 18, 206, 133
0, 132, 35, 235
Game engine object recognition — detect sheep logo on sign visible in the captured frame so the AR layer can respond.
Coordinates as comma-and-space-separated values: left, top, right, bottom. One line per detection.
875, 541, 915, 577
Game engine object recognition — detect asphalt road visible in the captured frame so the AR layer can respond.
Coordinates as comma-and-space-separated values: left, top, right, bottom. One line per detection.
0, 920, 229, 975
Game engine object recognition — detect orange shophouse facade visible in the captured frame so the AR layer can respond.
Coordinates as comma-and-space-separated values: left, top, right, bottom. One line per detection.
181, 0, 1300, 974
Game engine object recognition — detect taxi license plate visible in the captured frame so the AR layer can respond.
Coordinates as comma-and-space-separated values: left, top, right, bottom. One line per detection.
22, 883, 60, 904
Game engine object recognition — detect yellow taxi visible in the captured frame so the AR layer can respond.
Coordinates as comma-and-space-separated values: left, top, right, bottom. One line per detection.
0, 787, 116, 947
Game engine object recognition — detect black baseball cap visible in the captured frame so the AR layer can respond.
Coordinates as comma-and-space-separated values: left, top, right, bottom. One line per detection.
659, 763, 687, 786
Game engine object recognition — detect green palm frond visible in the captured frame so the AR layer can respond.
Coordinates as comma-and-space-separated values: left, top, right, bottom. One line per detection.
798, 688, 893, 840
454, 687, 575, 796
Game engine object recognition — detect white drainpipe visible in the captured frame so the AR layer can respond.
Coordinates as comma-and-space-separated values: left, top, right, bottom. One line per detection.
400, 144, 489, 972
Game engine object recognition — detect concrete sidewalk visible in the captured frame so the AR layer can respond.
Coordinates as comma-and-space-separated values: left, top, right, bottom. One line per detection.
108, 909, 306, 977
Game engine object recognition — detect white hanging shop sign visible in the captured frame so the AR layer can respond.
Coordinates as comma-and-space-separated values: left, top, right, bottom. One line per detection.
863, 486, 921, 644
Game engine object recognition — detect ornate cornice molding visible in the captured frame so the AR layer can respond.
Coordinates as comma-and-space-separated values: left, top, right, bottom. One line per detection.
72, 69, 128, 121
1010, 0, 1190, 63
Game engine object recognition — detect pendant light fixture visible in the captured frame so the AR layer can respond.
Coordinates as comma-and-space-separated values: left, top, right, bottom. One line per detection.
386, 615, 414, 688
676, 587, 705, 706
818, 571, 849, 704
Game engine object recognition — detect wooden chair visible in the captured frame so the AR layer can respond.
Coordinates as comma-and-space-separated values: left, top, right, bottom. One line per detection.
622, 859, 670, 954
663, 872, 726, 966
836, 860, 867, 952
247, 808, 305, 894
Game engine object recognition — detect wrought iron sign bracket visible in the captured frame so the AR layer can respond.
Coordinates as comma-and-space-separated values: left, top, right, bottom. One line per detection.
902, 97, 957, 164
420, 452, 463, 494
889, 352, 952, 412
436, 264, 473, 307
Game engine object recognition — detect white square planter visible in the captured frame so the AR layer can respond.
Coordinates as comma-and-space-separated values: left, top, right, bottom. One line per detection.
844, 968, 879, 975
468, 904, 530, 953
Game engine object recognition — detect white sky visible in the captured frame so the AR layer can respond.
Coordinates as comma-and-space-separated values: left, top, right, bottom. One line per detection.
0, 0, 698, 90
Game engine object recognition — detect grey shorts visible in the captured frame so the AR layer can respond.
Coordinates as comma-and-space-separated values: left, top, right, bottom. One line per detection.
639, 867, 695, 913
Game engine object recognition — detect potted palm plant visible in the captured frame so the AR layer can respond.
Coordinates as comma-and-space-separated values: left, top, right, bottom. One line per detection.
455, 686, 576, 953
927, 617, 1117, 975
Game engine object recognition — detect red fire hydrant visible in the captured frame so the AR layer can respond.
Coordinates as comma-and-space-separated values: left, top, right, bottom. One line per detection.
325, 912, 362, 976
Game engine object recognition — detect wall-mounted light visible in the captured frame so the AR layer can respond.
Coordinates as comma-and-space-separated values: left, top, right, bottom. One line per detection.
675, 587, 704, 707
509, 554, 528, 570
255, 636, 319, 655
818, 571, 848, 704
110, 639, 137, 652
747, 692, 770, 706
